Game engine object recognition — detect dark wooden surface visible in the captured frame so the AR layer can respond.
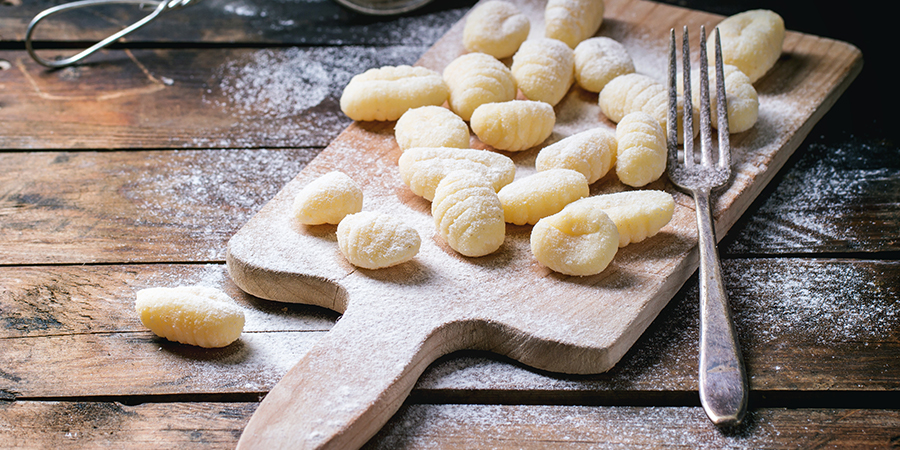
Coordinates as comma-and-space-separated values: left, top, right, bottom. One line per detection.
1, 0, 898, 447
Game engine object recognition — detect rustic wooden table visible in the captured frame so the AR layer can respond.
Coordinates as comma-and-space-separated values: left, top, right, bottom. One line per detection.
1, 0, 898, 448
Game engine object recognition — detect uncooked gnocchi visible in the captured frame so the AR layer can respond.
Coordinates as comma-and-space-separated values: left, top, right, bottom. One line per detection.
599, 73, 696, 144
443, 53, 517, 121
340, 65, 449, 122
498, 168, 589, 225
511, 38, 575, 106
572, 190, 675, 247
135, 286, 245, 348
292, 171, 363, 225
711, 9, 785, 83
394, 106, 470, 151
615, 111, 667, 187
463, 0, 530, 59
573, 37, 635, 93
470, 100, 555, 151
530, 200, 619, 276
535, 128, 616, 184
544, 0, 605, 49
679, 64, 758, 133
432, 170, 506, 257
336, 211, 421, 269
398, 147, 516, 201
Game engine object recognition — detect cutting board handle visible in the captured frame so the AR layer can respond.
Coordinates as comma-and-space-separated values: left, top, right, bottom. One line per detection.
237, 306, 471, 449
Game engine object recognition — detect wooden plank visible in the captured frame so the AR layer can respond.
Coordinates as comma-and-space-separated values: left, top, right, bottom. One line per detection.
1, 401, 899, 449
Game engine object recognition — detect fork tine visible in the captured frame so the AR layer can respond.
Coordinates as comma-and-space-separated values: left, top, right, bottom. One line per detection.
666, 28, 679, 168
713, 27, 732, 170
681, 26, 694, 166
698, 25, 714, 167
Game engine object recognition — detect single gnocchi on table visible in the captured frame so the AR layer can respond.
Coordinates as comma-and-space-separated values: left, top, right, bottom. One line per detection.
572, 190, 675, 247
535, 128, 617, 184
544, 0, 605, 49
394, 106, 470, 151
135, 286, 245, 348
470, 100, 556, 151
530, 200, 619, 276
511, 38, 575, 106
292, 171, 363, 225
443, 53, 517, 121
398, 147, 516, 201
573, 37, 635, 93
432, 170, 506, 257
498, 168, 589, 225
711, 9, 785, 83
336, 211, 421, 269
599, 72, 696, 144
680, 64, 759, 133
615, 111, 667, 188
340, 65, 449, 122
463, 0, 530, 59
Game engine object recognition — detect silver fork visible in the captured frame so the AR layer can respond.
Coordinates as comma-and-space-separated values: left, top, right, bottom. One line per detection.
666, 26, 748, 426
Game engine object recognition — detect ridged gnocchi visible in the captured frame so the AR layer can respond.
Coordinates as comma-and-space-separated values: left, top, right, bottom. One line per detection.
544, 0, 605, 49
598, 73, 696, 144
573, 190, 675, 247
711, 9, 785, 83
470, 100, 556, 151
530, 200, 619, 276
292, 171, 363, 225
443, 53, 517, 121
340, 65, 449, 122
680, 64, 758, 133
432, 170, 506, 257
336, 211, 421, 269
135, 286, 245, 348
498, 168, 589, 225
511, 38, 575, 106
463, 0, 530, 59
535, 128, 617, 184
394, 106, 470, 151
615, 111, 667, 187
573, 37, 635, 93
398, 147, 516, 201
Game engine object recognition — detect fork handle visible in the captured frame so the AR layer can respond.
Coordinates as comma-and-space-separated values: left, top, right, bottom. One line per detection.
693, 189, 748, 426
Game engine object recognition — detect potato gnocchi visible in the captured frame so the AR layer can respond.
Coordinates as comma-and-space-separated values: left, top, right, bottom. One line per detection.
530, 200, 619, 276
443, 53, 518, 121
498, 168, 589, 225
599, 73, 696, 144
680, 64, 759, 133
432, 170, 506, 257
511, 38, 575, 106
292, 171, 363, 225
573, 190, 675, 247
336, 211, 421, 269
395, 106, 470, 151
615, 111, 667, 187
398, 147, 516, 201
544, 0, 605, 49
535, 128, 616, 184
463, 0, 530, 59
711, 9, 785, 83
340, 65, 449, 122
470, 100, 556, 151
573, 37, 635, 93
135, 286, 245, 348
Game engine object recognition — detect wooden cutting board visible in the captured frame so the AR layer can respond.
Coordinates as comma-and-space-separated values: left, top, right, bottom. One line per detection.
226, 0, 862, 447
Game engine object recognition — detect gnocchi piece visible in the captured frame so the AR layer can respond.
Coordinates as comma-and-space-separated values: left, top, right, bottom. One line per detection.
573, 37, 635, 93
340, 65, 449, 122
573, 190, 675, 247
511, 38, 575, 106
544, 0, 605, 49
398, 147, 516, 201
463, 0, 530, 59
432, 170, 506, 257
336, 211, 421, 269
598, 73, 696, 144
679, 64, 759, 133
443, 53, 517, 121
535, 128, 616, 184
135, 286, 245, 348
394, 106, 470, 151
711, 9, 785, 83
292, 171, 363, 225
615, 111, 667, 187
530, 200, 619, 276
498, 168, 589, 225
470, 100, 556, 151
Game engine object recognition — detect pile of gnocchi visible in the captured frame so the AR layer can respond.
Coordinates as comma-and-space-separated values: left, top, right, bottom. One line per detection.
294, 0, 784, 277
